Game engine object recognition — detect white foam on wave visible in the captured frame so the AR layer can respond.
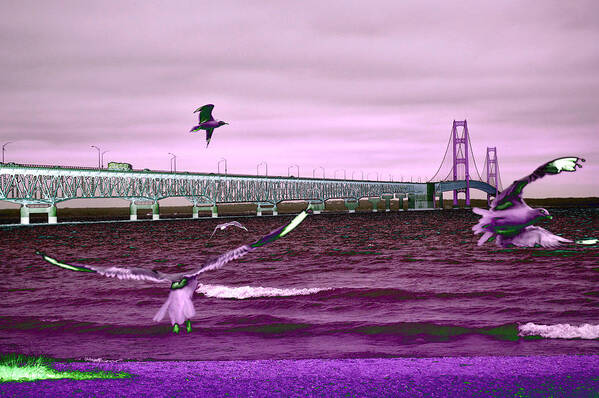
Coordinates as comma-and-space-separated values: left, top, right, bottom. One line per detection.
196, 283, 329, 299
518, 322, 599, 339
83, 357, 122, 363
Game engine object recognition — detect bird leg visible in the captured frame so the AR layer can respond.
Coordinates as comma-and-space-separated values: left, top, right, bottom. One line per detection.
186, 320, 192, 333
173, 323, 180, 334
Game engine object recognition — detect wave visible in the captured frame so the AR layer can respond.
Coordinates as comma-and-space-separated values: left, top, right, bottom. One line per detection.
196, 284, 330, 299
518, 322, 599, 339
194, 285, 514, 301
83, 357, 122, 363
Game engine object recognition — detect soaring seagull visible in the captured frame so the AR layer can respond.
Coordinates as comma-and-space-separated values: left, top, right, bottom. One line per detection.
189, 104, 228, 148
210, 221, 248, 239
472, 157, 584, 248
36, 210, 310, 334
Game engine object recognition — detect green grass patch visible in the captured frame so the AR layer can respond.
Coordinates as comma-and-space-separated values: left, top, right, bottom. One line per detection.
0, 353, 132, 383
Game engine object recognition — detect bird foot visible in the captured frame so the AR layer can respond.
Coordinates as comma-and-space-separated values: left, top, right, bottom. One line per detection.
186, 320, 192, 333
173, 323, 180, 334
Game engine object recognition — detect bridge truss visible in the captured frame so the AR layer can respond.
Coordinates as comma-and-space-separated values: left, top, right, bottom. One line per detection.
0, 163, 434, 224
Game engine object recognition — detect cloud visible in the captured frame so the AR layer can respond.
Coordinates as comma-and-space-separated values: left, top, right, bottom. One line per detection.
0, 0, 597, 199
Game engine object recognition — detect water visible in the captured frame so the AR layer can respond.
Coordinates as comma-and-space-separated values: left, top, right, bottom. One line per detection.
0, 208, 598, 361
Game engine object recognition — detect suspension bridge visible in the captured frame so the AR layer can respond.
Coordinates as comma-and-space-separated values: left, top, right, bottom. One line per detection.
0, 120, 502, 224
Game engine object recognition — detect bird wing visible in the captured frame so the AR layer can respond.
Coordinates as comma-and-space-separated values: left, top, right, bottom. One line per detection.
210, 222, 230, 239
210, 222, 248, 239
185, 210, 310, 278
205, 128, 214, 147
216, 222, 234, 229
230, 221, 248, 231
491, 157, 584, 211
35, 250, 174, 283
194, 104, 215, 124
508, 226, 572, 248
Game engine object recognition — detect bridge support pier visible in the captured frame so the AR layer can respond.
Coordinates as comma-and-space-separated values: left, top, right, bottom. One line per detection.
394, 194, 405, 211
20, 205, 29, 224
436, 192, 444, 209
344, 199, 358, 213
48, 205, 57, 223
129, 203, 137, 221
308, 200, 325, 214
129, 201, 160, 220
152, 202, 160, 220
407, 194, 415, 210
367, 198, 380, 212
19, 204, 57, 224
381, 194, 393, 212
193, 204, 218, 218
256, 203, 277, 216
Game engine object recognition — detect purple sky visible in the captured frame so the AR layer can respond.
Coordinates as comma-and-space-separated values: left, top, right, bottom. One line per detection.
1, 0, 597, 201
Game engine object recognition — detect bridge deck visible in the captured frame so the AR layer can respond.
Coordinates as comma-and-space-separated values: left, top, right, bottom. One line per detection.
0, 162, 497, 223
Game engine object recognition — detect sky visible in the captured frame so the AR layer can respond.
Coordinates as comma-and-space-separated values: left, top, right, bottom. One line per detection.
0, 0, 598, 203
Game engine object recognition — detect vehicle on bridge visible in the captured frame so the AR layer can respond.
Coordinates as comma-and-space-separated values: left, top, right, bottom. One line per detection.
107, 162, 132, 171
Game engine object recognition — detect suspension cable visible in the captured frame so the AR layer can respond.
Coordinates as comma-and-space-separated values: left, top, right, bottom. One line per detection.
427, 126, 453, 182
467, 132, 483, 181
496, 157, 504, 192
482, 156, 488, 183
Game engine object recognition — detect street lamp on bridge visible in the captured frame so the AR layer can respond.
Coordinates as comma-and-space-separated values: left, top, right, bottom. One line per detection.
288, 164, 299, 177
367, 171, 379, 181
312, 166, 325, 179
2, 141, 14, 163
352, 170, 363, 180
334, 169, 346, 179
218, 158, 228, 175
257, 161, 268, 176
101, 151, 109, 168
91, 145, 101, 168
169, 153, 177, 173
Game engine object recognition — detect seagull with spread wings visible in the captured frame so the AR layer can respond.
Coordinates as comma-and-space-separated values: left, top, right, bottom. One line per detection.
472, 157, 584, 248
210, 221, 248, 239
36, 211, 310, 334
189, 104, 228, 148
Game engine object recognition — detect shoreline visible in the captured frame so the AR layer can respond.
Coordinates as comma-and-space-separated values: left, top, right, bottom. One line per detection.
1, 200, 597, 228
0, 197, 596, 226
2, 355, 598, 397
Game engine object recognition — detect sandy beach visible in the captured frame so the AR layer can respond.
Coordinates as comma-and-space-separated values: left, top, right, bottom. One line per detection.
1, 355, 598, 397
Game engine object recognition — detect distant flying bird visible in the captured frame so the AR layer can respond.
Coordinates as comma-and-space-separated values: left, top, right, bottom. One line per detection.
189, 104, 228, 148
210, 221, 248, 239
36, 210, 310, 334
472, 157, 584, 248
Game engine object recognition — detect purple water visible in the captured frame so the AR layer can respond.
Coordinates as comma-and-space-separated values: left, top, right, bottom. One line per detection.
1, 208, 597, 361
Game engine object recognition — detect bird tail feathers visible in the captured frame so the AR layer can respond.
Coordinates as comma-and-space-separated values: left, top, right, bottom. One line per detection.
153, 297, 171, 323
477, 231, 494, 246
472, 207, 490, 216
472, 207, 493, 235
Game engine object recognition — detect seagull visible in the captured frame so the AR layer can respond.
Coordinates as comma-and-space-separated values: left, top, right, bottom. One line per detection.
472, 157, 584, 248
189, 104, 228, 148
210, 221, 248, 239
36, 210, 310, 334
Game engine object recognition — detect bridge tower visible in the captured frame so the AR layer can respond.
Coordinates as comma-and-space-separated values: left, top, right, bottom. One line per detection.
485, 147, 499, 206
452, 120, 470, 207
